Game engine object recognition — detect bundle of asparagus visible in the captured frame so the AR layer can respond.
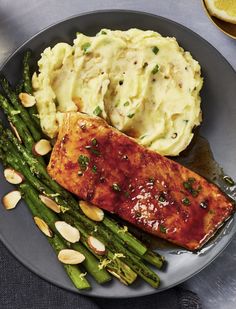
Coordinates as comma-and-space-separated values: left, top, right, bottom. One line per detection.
0, 51, 165, 290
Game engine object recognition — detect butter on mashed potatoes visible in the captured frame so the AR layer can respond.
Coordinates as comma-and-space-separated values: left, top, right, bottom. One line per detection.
32, 28, 203, 156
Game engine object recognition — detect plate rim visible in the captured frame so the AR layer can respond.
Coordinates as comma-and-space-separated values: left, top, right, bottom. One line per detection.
0, 9, 235, 298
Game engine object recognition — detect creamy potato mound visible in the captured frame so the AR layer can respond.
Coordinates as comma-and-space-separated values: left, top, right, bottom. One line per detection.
32, 28, 203, 156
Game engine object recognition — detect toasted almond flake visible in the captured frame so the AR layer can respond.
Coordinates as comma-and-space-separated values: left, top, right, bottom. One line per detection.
9, 122, 22, 143
39, 195, 61, 213
33, 139, 52, 156
2, 190, 21, 210
80, 200, 104, 222
4, 168, 24, 184
58, 249, 85, 264
34, 216, 53, 237
87, 236, 106, 255
55, 221, 80, 243
19, 92, 36, 107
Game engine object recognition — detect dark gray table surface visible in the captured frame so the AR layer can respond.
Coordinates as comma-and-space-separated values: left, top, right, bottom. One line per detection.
0, 1, 236, 308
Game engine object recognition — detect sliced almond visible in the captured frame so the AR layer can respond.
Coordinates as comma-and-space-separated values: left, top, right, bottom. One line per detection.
2, 190, 21, 210
80, 200, 104, 222
87, 236, 106, 255
39, 195, 61, 213
19, 92, 36, 107
55, 221, 80, 243
34, 216, 53, 237
9, 122, 22, 143
4, 168, 24, 184
58, 249, 85, 264
33, 139, 52, 156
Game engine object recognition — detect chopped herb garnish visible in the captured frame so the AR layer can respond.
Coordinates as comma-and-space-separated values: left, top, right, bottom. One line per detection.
124, 191, 130, 198
159, 225, 167, 233
159, 195, 166, 203
81, 42, 91, 53
143, 62, 148, 69
93, 106, 102, 116
112, 183, 121, 192
127, 113, 135, 119
183, 177, 201, 197
91, 148, 101, 156
91, 138, 98, 146
223, 176, 235, 186
182, 197, 190, 205
140, 135, 146, 140
152, 46, 159, 54
101, 30, 107, 35
92, 165, 97, 173
115, 101, 120, 107
151, 64, 159, 74
124, 101, 129, 107
78, 155, 89, 171
184, 119, 189, 123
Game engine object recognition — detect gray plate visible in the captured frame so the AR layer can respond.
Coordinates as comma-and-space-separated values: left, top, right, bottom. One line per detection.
0, 10, 236, 298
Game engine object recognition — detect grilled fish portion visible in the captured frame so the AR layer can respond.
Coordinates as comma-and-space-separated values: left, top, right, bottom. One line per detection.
48, 112, 234, 250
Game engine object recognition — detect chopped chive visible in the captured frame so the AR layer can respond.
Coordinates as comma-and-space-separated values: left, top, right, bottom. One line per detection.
112, 183, 121, 192
151, 64, 159, 74
152, 46, 159, 55
101, 30, 107, 35
92, 165, 97, 173
81, 42, 91, 53
159, 195, 166, 203
127, 113, 135, 119
182, 197, 190, 205
159, 225, 167, 233
124, 101, 129, 107
91, 138, 98, 146
90, 148, 101, 156
124, 191, 130, 198
143, 62, 148, 69
93, 106, 102, 116
78, 155, 90, 171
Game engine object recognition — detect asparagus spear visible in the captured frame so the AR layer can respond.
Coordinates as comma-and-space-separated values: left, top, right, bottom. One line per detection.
15, 80, 24, 94
19, 183, 91, 290
0, 76, 42, 141
0, 94, 45, 165
0, 143, 137, 286
20, 183, 111, 285
64, 213, 160, 288
22, 50, 41, 127
0, 93, 34, 150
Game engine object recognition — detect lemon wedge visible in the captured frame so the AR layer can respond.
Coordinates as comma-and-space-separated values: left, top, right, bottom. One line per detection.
205, 0, 236, 24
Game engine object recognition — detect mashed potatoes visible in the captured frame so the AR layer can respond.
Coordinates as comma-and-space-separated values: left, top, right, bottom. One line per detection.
32, 29, 203, 156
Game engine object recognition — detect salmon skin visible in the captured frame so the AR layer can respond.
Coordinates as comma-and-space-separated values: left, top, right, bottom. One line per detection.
48, 112, 234, 250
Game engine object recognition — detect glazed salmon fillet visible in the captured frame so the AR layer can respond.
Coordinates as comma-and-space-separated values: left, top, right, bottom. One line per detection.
48, 112, 234, 250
